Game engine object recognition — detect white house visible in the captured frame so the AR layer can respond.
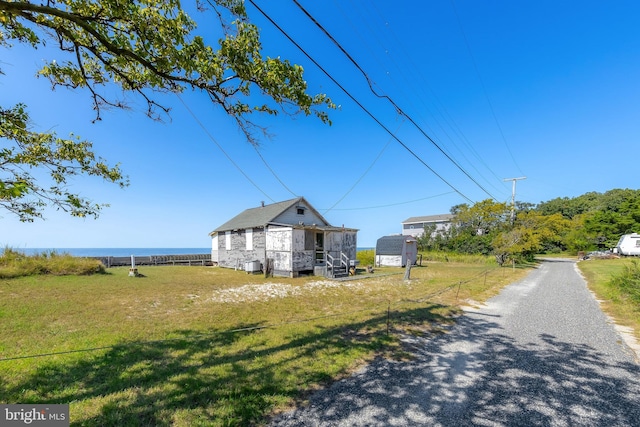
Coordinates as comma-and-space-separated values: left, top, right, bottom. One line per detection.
401, 214, 454, 238
209, 197, 358, 277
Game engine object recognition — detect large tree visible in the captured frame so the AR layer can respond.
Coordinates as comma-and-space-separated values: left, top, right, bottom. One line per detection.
0, 0, 335, 220
447, 199, 509, 255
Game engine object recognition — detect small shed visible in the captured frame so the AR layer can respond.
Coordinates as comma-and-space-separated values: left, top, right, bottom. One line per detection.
375, 235, 418, 267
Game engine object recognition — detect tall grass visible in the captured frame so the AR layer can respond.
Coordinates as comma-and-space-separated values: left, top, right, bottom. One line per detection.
356, 249, 375, 266
420, 251, 499, 265
0, 247, 105, 278
357, 249, 500, 266
578, 258, 640, 345
609, 260, 640, 305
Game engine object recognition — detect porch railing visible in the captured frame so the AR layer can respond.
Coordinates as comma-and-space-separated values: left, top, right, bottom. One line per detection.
325, 251, 350, 278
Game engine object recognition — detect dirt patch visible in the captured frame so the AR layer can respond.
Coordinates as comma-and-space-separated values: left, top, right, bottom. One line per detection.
204, 280, 364, 304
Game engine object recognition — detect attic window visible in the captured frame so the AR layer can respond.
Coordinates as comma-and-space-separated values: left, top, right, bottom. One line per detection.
296, 207, 305, 215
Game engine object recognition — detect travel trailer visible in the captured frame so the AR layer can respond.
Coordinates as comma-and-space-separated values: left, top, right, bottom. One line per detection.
614, 233, 640, 256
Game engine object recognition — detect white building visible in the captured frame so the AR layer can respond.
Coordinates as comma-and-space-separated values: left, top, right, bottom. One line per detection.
209, 197, 358, 278
401, 214, 454, 238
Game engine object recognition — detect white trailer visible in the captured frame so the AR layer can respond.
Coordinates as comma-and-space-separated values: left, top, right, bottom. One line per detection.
614, 233, 640, 256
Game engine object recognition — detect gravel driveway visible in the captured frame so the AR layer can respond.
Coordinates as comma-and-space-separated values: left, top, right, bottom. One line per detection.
270, 258, 640, 426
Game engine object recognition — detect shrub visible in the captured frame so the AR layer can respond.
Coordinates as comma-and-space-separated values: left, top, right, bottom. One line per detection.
420, 251, 498, 265
608, 260, 640, 305
356, 249, 375, 266
0, 247, 105, 278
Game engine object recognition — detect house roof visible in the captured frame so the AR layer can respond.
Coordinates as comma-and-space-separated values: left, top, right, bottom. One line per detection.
402, 214, 454, 224
375, 235, 416, 255
210, 197, 334, 234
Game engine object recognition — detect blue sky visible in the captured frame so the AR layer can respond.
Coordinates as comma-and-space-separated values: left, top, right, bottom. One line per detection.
1, 0, 639, 249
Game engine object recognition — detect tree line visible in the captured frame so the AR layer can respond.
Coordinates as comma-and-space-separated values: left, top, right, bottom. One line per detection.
417, 188, 640, 264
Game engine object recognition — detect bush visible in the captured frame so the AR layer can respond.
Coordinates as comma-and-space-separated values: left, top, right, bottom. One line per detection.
356, 249, 375, 267
0, 248, 105, 278
608, 260, 640, 305
419, 251, 497, 265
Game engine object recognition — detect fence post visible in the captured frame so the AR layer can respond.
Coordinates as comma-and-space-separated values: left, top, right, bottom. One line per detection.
403, 262, 412, 280
386, 301, 391, 336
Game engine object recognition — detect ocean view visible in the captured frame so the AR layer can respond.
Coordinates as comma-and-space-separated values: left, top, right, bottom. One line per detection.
11, 248, 211, 257
9, 247, 375, 257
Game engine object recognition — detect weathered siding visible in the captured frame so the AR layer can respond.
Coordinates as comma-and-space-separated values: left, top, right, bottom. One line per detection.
213, 222, 357, 277
217, 228, 266, 269
273, 203, 328, 227
376, 255, 403, 267
291, 229, 314, 272
325, 230, 357, 261
266, 226, 292, 276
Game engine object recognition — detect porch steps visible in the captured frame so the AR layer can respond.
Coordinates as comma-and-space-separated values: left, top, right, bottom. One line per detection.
331, 267, 349, 278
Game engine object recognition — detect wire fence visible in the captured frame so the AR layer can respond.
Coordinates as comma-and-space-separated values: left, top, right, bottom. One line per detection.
0, 267, 501, 363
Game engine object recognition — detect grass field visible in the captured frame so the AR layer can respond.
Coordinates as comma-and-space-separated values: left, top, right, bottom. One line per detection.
0, 260, 530, 426
577, 257, 640, 344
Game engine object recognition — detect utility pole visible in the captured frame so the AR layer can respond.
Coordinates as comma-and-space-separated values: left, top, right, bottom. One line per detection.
503, 176, 526, 224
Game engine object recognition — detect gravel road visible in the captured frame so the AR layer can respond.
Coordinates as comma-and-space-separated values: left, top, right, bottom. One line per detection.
270, 258, 640, 426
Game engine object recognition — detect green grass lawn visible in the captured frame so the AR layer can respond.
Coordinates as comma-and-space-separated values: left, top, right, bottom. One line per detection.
0, 261, 530, 426
577, 257, 640, 344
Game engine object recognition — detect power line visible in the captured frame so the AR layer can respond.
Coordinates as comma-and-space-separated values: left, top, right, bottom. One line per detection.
449, 0, 524, 176
322, 119, 404, 214
251, 146, 299, 198
357, 1, 510, 198
321, 191, 456, 211
177, 94, 296, 202
247, 0, 473, 204
291, 0, 498, 201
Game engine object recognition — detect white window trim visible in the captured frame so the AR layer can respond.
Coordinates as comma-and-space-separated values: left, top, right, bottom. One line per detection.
246, 228, 253, 250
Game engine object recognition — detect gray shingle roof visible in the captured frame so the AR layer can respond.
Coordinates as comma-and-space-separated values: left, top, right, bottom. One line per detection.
402, 214, 454, 224
375, 235, 416, 255
210, 198, 302, 234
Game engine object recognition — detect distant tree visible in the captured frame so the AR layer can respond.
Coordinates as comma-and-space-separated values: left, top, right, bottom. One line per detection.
515, 201, 535, 212
492, 211, 570, 264
562, 214, 596, 253
0, 0, 335, 221
448, 199, 509, 255
416, 223, 448, 252
449, 203, 468, 216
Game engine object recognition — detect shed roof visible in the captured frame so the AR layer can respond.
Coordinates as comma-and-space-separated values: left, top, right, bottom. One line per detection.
375, 235, 416, 255
210, 197, 333, 234
402, 214, 454, 224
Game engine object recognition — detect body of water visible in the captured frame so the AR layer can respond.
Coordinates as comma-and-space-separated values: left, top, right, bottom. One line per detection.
11, 248, 211, 257
9, 247, 376, 258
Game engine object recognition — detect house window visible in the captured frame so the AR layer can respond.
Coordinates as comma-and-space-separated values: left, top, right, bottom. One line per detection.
297, 208, 305, 215
225, 231, 231, 250
246, 228, 253, 250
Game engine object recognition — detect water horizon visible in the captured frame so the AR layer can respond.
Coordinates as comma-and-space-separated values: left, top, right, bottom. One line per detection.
7, 248, 211, 257
6, 247, 376, 257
